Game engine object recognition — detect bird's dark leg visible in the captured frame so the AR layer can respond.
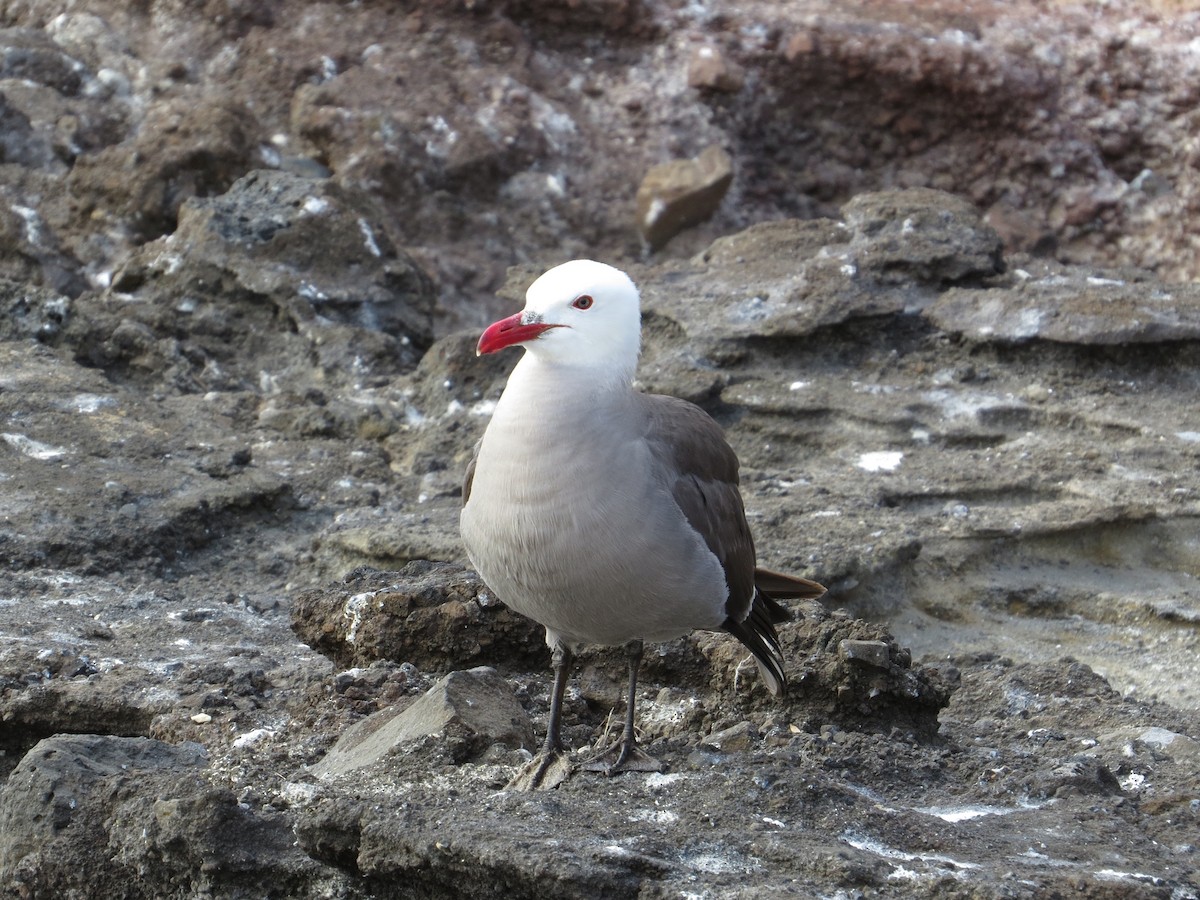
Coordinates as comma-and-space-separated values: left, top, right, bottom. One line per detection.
583, 639, 665, 776
542, 642, 572, 755
505, 642, 575, 790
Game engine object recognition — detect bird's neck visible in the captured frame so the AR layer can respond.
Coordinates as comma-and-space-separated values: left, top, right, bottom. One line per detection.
493, 352, 636, 431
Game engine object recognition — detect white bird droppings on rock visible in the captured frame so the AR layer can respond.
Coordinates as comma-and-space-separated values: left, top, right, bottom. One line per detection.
358, 218, 381, 256
232, 728, 274, 749
68, 394, 115, 414
2, 433, 66, 460
10, 205, 43, 245
857, 451, 903, 472
916, 804, 1023, 823
645, 772, 687, 789
343, 591, 377, 644
302, 196, 329, 215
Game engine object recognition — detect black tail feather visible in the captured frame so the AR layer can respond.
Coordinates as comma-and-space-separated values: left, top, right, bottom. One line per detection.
722, 589, 789, 697
724, 570, 825, 697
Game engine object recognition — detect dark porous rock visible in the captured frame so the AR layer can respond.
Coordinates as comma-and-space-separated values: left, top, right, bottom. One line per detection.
65, 95, 259, 242
0, 656, 172, 768
0, 734, 322, 898
0, 27, 88, 96
0, 736, 205, 892
171, 169, 433, 345
2, 0, 1200, 304
291, 562, 547, 672
63, 169, 434, 396
698, 602, 952, 740
290, 52, 549, 212
501, 0, 648, 31
323, 660, 431, 719
0, 278, 69, 341
840, 188, 1005, 285
1035, 754, 1125, 799
0, 196, 89, 297
0, 90, 58, 170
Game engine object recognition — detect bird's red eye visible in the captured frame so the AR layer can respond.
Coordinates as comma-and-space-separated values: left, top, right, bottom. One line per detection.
572, 295, 594, 310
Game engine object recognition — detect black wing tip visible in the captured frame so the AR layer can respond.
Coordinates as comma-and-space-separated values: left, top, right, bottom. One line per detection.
723, 590, 789, 697
757, 591, 794, 625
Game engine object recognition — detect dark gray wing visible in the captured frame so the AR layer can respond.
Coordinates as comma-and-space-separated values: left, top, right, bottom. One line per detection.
641, 393, 756, 620
640, 394, 827, 697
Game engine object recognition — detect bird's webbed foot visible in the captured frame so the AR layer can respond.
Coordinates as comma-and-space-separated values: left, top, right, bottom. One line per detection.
505, 748, 574, 791
582, 737, 665, 776
581, 639, 665, 777
505, 641, 575, 791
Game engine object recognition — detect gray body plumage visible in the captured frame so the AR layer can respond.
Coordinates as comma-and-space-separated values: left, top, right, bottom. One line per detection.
461, 356, 734, 650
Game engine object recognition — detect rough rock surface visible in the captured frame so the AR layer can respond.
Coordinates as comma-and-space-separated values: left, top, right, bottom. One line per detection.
1, 1, 1200, 898
0, 734, 323, 898
291, 562, 547, 672
312, 666, 534, 778
3, 0, 1200, 318
5, 185, 1199, 897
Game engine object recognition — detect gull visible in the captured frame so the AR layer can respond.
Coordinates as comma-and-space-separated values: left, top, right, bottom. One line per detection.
460, 260, 825, 789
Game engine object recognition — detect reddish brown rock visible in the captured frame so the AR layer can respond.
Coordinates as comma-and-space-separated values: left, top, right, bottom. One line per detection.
635, 145, 734, 250
687, 44, 745, 92
290, 562, 547, 672
784, 31, 816, 60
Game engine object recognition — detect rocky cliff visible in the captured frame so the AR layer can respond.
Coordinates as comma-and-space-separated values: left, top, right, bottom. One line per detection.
1, 2, 1198, 898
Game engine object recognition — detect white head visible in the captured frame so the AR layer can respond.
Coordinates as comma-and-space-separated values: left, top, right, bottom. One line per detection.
477, 260, 642, 381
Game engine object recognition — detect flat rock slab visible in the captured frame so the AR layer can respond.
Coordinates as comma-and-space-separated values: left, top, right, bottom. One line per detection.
0, 733, 325, 897
0, 734, 208, 881
637, 188, 1004, 344
0, 340, 291, 573
312, 666, 533, 777
927, 274, 1200, 344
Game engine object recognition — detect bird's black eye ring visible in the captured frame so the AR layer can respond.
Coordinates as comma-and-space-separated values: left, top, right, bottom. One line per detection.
572, 295, 594, 310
